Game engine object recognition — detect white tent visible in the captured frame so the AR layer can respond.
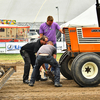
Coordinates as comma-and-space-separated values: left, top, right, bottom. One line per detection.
60, 4, 98, 28
0, 0, 95, 22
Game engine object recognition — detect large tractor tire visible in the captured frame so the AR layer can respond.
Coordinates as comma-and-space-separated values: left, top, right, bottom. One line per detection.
59, 52, 74, 80
71, 52, 100, 87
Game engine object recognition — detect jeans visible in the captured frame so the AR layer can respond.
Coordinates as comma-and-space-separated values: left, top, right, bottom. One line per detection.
45, 43, 57, 72
20, 50, 41, 81
30, 55, 60, 84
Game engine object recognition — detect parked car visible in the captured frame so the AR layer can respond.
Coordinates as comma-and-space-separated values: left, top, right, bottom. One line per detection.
27, 32, 39, 41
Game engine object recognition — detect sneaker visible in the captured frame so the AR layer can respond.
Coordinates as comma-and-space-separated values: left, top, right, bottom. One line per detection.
41, 77, 48, 81
36, 77, 47, 81
23, 80, 30, 84
29, 82, 34, 87
55, 83, 62, 87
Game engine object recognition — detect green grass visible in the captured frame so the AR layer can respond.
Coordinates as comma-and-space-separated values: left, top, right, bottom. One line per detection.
0, 54, 23, 61
0, 53, 63, 61
56, 53, 63, 61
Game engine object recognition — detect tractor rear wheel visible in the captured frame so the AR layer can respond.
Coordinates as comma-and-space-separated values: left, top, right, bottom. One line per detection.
60, 54, 74, 80
71, 52, 100, 87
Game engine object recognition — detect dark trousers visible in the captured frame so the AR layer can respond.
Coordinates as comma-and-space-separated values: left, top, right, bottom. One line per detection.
30, 55, 60, 84
20, 50, 41, 81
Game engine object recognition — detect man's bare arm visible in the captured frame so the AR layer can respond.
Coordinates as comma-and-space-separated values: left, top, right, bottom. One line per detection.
42, 64, 46, 71
40, 34, 43, 38
48, 65, 52, 70
53, 54, 56, 59
42, 64, 48, 74
59, 28, 63, 34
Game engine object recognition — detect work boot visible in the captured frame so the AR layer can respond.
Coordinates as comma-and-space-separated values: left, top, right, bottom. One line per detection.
23, 80, 30, 84
54, 83, 62, 87
29, 82, 34, 87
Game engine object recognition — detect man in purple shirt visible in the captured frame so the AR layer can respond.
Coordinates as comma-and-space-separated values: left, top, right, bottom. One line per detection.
39, 16, 63, 76
39, 16, 63, 45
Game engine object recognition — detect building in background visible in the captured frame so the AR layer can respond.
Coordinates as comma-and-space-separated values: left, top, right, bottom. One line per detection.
0, 25, 30, 42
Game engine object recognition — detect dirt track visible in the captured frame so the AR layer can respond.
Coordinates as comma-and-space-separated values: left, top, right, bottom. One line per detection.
0, 64, 100, 100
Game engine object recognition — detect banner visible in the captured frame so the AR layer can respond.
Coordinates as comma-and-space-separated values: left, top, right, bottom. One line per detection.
0, 42, 6, 53
0, 19, 16, 25
6, 42, 27, 54
4, 42, 66, 54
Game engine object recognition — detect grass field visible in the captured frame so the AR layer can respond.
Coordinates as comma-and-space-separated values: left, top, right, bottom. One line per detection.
0, 53, 63, 61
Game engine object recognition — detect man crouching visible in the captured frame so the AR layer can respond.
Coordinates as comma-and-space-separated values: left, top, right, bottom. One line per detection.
29, 41, 62, 87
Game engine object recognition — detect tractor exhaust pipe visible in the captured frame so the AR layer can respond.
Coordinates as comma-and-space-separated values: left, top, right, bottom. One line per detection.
96, 0, 100, 27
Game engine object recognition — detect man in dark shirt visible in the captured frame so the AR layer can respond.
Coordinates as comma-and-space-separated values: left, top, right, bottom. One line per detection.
29, 41, 62, 87
20, 36, 48, 84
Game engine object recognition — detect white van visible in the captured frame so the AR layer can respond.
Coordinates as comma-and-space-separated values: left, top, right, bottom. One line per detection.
27, 31, 39, 41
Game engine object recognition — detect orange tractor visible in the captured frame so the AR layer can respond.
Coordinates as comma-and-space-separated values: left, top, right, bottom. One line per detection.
59, 0, 100, 87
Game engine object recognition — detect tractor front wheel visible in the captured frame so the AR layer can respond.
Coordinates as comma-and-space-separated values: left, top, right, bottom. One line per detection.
71, 52, 100, 87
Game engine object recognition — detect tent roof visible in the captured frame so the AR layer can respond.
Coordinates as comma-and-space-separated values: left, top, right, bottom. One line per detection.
60, 4, 98, 28
0, 0, 95, 22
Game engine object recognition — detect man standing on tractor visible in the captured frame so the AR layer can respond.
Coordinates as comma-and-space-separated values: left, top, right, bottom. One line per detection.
29, 41, 62, 87
39, 16, 63, 77
20, 36, 48, 84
